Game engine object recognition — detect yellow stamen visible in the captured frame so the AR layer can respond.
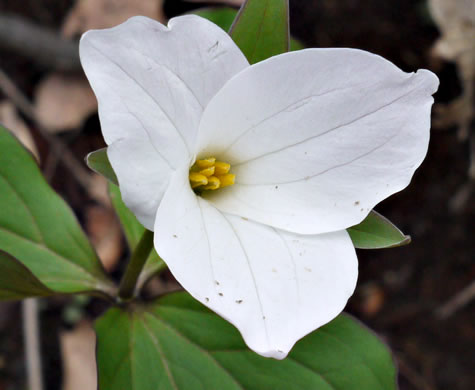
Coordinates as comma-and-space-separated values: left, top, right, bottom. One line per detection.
189, 157, 235, 192
216, 173, 235, 188
214, 161, 230, 175
199, 166, 215, 177
196, 158, 216, 169
203, 176, 220, 190
189, 172, 208, 188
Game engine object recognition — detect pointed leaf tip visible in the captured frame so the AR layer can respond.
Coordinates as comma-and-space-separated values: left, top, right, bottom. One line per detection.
0, 251, 53, 301
230, 0, 289, 63
86, 147, 118, 185
348, 210, 411, 249
0, 125, 114, 296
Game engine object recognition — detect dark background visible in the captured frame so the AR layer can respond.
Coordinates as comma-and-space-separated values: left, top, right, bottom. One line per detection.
0, 0, 473, 389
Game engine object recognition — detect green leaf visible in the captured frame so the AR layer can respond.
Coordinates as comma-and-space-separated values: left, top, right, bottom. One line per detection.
290, 38, 305, 51
109, 183, 165, 286
230, 0, 290, 63
96, 292, 397, 390
109, 183, 143, 248
0, 250, 53, 300
348, 210, 411, 249
194, 6, 304, 52
0, 126, 115, 296
85, 147, 118, 185
194, 7, 238, 32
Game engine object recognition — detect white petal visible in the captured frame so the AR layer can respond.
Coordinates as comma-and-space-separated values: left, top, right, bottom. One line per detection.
80, 15, 248, 227
197, 48, 439, 234
153, 169, 358, 358
81, 15, 248, 156
108, 139, 170, 230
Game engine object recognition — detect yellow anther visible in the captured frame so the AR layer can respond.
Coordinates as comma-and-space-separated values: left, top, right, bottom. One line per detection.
203, 176, 220, 190
196, 158, 216, 169
199, 166, 215, 177
189, 172, 208, 188
189, 156, 235, 192
216, 174, 235, 188
214, 161, 230, 175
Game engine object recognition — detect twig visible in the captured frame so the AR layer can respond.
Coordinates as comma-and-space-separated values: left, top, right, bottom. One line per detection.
22, 299, 43, 390
469, 128, 475, 180
0, 67, 93, 192
435, 279, 475, 319
449, 180, 473, 214
0, 14, 80, 71
397, 355, 435, 390
448, 127, 475, 213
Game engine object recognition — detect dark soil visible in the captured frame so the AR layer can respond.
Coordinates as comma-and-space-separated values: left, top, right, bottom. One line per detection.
0, 1, 473, 389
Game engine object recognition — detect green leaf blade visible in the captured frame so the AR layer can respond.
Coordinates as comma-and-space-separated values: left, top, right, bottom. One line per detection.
95, 308, 133, 387
0, 250, 53, 300
194, 6, 304, 53
86, 147, 118, 185
194, 7, 238, 32
348, 210, 411, 249
109, 183, 165, 285
109, 183, 144, 248
230, 0, 289, 63
0, 126, 114, 296
96, 306, 242, 390
96, 292, 397, 390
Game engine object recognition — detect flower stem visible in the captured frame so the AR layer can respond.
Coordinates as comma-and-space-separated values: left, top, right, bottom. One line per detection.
118, 229, 154, 301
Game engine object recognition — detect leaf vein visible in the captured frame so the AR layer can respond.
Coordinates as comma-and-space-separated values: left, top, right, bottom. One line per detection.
146, 310, 246, 390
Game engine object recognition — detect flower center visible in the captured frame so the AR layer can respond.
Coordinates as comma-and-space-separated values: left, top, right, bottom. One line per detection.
189, 157, 235, 192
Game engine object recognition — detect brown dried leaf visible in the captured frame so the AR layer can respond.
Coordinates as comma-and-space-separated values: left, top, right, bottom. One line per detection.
429, 0, 475, 139
0, 101, 39, 160
60, 321, 97, 390
62, 0, 165, 38
430, 0, 475, 210
34, 73, 97, 133
85, 205, 122, 272
144, 275, 182, 297
88, 174, 111, 207
429, 0, 475, 61
357, 283, 385, 317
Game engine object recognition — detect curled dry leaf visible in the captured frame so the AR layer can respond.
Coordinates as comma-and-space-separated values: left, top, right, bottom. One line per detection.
60, 321, 97, 390
430, 0, 475, 62
429, 0, 475, 140
430, 0, 475, 210
85, 204, 122, 272
34, 73, 97, 133
62, 0, 165, 37
0, 100, 39, 160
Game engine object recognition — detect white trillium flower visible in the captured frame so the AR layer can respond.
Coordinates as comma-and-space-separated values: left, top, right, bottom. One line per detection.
80, 15, 438, 359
